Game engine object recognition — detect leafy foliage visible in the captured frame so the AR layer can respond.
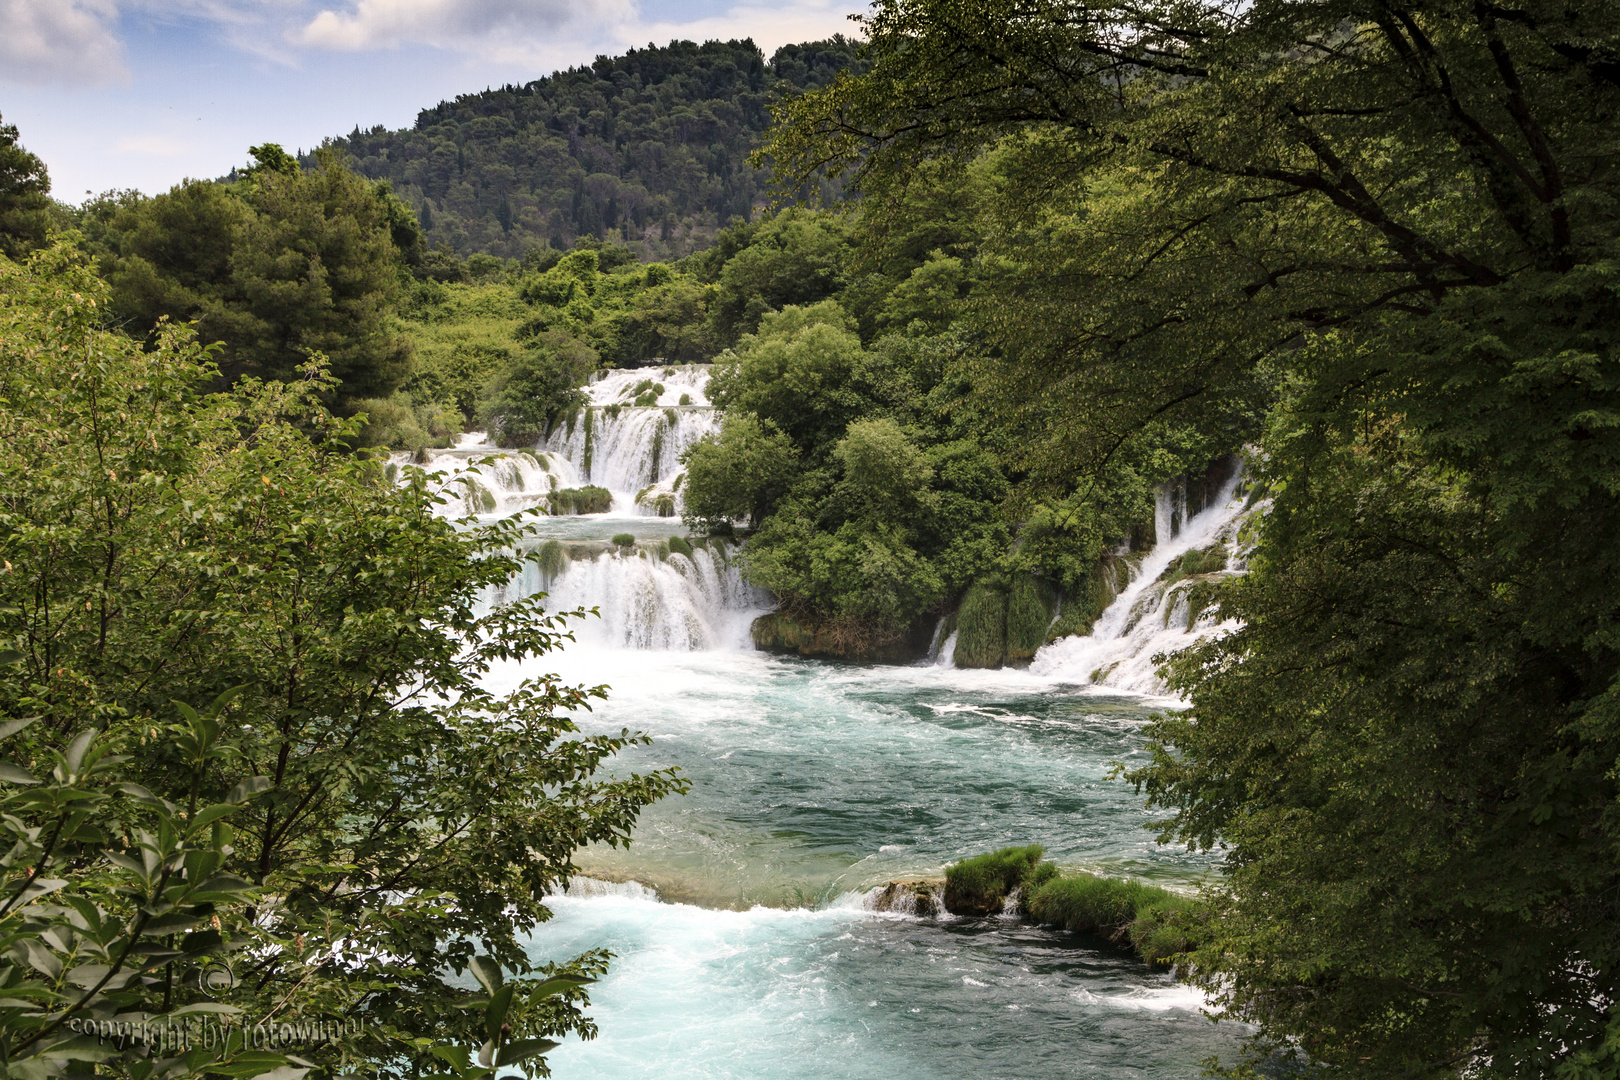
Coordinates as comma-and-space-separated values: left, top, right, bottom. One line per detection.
0, 245, 686, 1077
770, 0, 1620, 1072
82, 146, 415, 404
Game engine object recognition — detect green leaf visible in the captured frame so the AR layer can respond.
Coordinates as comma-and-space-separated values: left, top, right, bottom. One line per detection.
139, 912, 201, 936
0, 763, 40, 786
225, 776, 272, 804
0, 715, 40, 740
496, 1038, 560, 1066
468, 955, 503, 995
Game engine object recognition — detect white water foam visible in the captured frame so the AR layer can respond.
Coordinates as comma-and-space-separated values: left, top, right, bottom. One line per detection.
585, 365, 712, 407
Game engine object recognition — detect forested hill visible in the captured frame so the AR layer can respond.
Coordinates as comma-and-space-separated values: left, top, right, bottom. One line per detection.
320, 37, 861, 260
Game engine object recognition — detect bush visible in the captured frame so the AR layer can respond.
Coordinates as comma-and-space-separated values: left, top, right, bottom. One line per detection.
547, 485, 613, 515
352, 391, 461, 452
668, 535, 694, 558
943, 844, 1049, 915
612, 533, 636, 548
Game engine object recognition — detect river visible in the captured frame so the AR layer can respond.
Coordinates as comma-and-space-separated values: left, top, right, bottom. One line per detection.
400, 366, 1252, 1078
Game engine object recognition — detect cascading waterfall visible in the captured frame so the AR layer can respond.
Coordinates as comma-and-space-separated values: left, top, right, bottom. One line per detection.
490, 539, 768, 651
1029, 471, 1253, 694
395, 361, 1258, 683
393, 364, 767, 651
392, 435, 584, 519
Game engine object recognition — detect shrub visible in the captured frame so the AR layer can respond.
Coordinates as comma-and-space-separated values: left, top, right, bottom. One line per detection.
352, 391, 460, 452
944, 844, 1048, 915
668, 536, 694, 558
547, 485, 613, 515
678, 393, 692, 405
612, 533, 636, 548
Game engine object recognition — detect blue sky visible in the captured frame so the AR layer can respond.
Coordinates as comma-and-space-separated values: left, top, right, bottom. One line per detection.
0, 0, 866, 202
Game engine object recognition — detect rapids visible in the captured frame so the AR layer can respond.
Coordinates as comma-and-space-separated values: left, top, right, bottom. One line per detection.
395, 366, 1255, 1076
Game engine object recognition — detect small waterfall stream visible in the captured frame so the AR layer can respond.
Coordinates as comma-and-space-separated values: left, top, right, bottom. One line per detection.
1029, 471, 1252, 694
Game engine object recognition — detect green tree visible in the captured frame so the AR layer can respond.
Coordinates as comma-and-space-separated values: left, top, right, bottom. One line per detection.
99, 148, 414, 404
1, 244, 683, 1077
707, 209, 851, 342
483, 330, 597, 446
708, 300, 868, 451
769, 0, 1620, 1072
0, 113, 52, 260
681, 414, 801, 529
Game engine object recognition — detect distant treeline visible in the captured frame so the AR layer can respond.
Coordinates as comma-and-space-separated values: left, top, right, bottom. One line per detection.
315, 37, 862, 260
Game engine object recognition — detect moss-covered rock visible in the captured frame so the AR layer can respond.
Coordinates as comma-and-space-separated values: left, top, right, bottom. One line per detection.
536, 539, 567, 580
1025, 871, 1200, 966
750, 610, 934, 663
667, 535, 694, 559
954, 581, 1009, 668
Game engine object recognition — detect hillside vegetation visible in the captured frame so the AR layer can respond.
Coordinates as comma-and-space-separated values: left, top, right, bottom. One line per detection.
323, 38, 861, 260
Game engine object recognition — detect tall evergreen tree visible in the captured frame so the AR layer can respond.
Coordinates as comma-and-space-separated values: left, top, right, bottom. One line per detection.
0, 112, 51, 260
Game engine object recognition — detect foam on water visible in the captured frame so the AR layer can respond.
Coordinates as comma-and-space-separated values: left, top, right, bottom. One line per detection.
526, 879, 1233, 1079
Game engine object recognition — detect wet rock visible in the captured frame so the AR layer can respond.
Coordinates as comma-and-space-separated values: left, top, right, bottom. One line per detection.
870, 880, 942, 917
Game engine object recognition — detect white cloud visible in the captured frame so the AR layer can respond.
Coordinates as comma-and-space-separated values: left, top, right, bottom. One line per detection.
293, 0, 861, 69
634, 0, 861, 56
297, 0, 623, 52
0, 0, 128, 86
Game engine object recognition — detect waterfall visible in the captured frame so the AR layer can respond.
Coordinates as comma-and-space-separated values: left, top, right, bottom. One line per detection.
474, 538, 769, 653
393, 363, 716, 521
540, 402, 717, 508
1030, 471, 1254, 695
394, 364, 767, 652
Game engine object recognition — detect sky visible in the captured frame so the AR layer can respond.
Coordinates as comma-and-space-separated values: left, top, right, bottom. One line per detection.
0, 0, 868, 203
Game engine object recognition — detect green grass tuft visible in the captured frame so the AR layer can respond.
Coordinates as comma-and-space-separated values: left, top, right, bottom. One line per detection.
1026, 873, 1199, 965
944, 845, 1048, 915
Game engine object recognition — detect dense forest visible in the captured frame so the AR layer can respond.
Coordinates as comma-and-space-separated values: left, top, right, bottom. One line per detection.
3, 0, 1620, 1075
319, 37, 861, 260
